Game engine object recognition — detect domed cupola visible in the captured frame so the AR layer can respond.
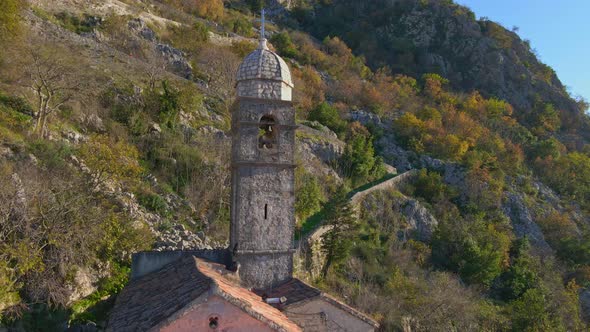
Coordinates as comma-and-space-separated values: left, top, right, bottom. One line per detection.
236, 16, 294, 101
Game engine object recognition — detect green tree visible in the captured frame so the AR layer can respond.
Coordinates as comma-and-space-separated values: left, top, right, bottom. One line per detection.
340, 123, 384, 185
321, 186, 357, 277
432, 215, 511, 287
529, 137, 563, 160
270, 32, 299, 58
510, 288, 558, 332
246, 0, 265, 13
308, 102, 346, 137
158, 80, 180, 129
493, 239, 539, 301
534, 103, 561, 134
295, 171, 324, 221
408, 169, 453, 204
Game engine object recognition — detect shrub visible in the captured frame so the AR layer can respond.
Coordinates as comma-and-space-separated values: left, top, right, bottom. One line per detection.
537, 152, 590, 208
191, 0, 224, 21
224, 16, 253, 37
0, 104, 30, 132
295, 171, 324, 221
531, 103, 561, 135
293, 66, 325, 118
422, 73, 449, 99
0, 0, 25, 42
0, 93, 33, 116
137, 191, 168, 215
431, 134, 469, 161
432, 215, 511, 287
270, 32, 299, 58
485, 22, 513, 49
230, 40, 257, 57
510, 288, 558, 331
308, 102, 346, 137
54, 12, 95, 34
77, 134, 143, 188
28, 139, 73, 170
529, 137, 563, 160
406, 169, 452, 204
392, 113, 426, 147
158, 80, 180, 129
340, 122, 386, 185
165, 22, 209, 54
493, 239, 539, 301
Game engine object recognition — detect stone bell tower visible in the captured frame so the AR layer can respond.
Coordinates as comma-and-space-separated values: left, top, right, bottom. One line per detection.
230, 11, 296, 290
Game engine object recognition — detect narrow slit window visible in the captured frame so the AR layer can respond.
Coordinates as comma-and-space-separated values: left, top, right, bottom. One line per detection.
264, 204, 268, 219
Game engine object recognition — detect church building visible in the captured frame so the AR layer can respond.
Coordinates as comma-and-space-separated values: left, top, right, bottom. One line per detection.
107, 12, 378, 332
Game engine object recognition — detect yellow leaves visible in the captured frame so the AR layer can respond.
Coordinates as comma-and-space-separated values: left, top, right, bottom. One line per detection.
0, 0, 25, 41
185, 0, 224, 21
78, 135, 143, 187
394, 113, 427, 139
422, 73, 449, 100
433, 134, 470, 161
8, 241, 44, 276
293, 65, 326, 117
0, 260, 21, 318
323, 36, 353, 59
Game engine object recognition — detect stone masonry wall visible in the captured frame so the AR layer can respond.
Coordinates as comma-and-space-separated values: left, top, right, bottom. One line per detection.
231, 97, 296, 289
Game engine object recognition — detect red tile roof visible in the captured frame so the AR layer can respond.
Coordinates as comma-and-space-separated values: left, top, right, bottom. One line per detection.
107, 256, 301, 332
196, 258, 302, 332
260, 278, 379, 328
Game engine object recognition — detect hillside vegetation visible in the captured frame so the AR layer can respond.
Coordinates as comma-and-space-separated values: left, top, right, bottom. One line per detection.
0, 0, 589, 331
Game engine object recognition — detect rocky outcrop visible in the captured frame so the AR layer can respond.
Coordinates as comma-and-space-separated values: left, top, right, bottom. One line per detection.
297, 170, 436, 280
154, 43, 193, 80
127, 18, 156, 42
127, 18, 193, 80
360, 184, 438, 242
308, 1, 587, 144
297, 225, 332, 280
296, 123, 344, 180
348, 110, 416, 172
399, 198, 439, 242
502, 192, 552, 254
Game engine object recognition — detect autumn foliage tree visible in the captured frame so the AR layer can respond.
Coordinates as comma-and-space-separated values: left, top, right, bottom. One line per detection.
165, 0, 224, 21
78, 135, 143, 189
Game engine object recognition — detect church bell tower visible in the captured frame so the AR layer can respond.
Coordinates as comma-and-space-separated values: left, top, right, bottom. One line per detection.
231, 10, 296, 290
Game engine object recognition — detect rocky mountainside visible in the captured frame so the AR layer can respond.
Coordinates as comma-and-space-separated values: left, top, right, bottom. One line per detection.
297, 0, 590, 147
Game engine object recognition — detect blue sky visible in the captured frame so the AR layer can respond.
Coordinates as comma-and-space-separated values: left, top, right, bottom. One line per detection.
455, 0, 590, 103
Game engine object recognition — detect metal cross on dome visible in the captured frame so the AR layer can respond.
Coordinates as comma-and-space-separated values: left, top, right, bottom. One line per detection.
260, 8, 266, 40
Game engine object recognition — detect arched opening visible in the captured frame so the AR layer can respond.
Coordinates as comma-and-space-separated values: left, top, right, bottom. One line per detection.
258, 115, 277, 150
209, 316, 219, 329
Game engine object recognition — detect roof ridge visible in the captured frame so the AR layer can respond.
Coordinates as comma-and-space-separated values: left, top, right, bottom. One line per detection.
195, 258, 302, 332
